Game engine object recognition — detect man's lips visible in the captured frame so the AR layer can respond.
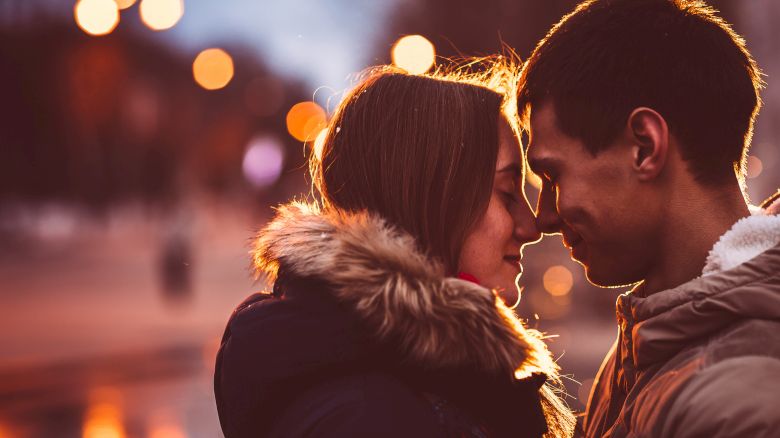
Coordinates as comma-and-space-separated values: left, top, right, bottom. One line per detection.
563, 235, 587, 261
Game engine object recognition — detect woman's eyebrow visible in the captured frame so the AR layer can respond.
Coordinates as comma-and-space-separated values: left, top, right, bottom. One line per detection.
496, 162, 522, 178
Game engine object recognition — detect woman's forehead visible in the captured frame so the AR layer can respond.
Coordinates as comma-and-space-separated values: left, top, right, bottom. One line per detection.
497, 119, 523, 172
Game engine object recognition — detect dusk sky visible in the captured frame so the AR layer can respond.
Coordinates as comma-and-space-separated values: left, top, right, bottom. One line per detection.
25, 0, 397, 96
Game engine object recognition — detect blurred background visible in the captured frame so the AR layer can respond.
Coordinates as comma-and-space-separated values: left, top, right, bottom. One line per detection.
0, 0, 777, 436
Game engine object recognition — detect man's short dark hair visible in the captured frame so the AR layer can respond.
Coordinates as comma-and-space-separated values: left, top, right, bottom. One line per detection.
517, 0, 763, 185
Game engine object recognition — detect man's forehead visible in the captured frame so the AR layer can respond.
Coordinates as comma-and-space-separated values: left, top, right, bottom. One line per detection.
526, 102, 564, 157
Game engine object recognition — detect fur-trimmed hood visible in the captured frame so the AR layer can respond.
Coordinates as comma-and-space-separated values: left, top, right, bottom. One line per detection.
251, 201, 558, 379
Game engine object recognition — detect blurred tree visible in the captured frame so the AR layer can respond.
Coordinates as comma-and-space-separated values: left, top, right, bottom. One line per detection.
0, 17, 310, 211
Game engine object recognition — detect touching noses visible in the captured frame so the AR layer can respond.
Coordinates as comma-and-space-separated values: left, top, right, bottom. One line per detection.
534, 183, 563, 235
514, 196, 542, 244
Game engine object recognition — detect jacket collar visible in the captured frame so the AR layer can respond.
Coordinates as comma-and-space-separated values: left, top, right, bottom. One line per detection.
251, 201, 559, 380
616, 207, 780, 371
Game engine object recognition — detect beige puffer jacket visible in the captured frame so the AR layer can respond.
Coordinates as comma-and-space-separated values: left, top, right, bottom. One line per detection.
583, 200, 780, 438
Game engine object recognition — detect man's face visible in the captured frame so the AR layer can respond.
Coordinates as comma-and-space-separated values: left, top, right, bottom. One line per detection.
526, 102, 659, 287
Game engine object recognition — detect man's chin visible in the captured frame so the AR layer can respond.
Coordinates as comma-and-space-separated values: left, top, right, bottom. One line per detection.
583, 263, 640, 288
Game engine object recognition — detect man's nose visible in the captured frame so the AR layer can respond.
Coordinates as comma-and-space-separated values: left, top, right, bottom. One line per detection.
535, 184, 563, 234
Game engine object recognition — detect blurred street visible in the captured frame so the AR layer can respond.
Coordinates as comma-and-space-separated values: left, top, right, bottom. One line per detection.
1, 0, 778, 436
0, 199, 260, 437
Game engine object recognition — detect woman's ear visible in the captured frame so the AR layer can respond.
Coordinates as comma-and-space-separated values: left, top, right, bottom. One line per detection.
627, 107, 669, 182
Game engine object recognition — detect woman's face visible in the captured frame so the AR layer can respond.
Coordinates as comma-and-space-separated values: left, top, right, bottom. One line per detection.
458, 117, 541, 306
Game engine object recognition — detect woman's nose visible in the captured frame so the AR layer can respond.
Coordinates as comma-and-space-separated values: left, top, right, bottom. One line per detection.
514, 197, 542, 244
535, 183, 563, 235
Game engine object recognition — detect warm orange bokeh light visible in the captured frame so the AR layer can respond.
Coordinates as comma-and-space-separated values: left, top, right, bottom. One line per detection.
74, 0, 120, 36
139, 0, 183, 31
286, 102, 327, 142
83, 388, 125, 438
114, 0, 137, 9
192, 48, 234, 90
392, 35, 435, 75
543, 265, 573, 296
746, 155, 763, 179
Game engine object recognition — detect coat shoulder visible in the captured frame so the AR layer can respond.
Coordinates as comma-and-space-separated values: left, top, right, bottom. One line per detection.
659, 355, 780, 438
267, 371, 444, 438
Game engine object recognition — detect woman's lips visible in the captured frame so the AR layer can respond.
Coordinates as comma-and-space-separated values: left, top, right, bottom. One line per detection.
503, 255, 523, 274
503, 255, 522, 266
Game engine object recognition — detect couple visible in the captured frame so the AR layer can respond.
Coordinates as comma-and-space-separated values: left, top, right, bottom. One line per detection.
214, 0, 780, 437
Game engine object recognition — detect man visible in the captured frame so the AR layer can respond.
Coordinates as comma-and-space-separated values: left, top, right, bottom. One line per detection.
517, 0, 780, 437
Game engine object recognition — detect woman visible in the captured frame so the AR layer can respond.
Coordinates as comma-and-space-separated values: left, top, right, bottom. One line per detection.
214, 63, 575, 437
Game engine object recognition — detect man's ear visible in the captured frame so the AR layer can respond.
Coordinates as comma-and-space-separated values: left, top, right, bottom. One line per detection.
627, 107, 669, 182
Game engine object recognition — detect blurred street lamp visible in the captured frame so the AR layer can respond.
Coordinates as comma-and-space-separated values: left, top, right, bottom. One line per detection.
139, 0, 183, 31
83, 388, 125, 438
543, 265, 573, 297
74, 0, 120, 36
192, 48, 234, 90
286, 102, 326, 142
392, 35, 435, 75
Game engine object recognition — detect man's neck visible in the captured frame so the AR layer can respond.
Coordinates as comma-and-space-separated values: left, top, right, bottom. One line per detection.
641, 185, 750, 297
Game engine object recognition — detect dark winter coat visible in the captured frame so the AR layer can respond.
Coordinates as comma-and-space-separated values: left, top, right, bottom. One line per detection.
215, 202, 572, 438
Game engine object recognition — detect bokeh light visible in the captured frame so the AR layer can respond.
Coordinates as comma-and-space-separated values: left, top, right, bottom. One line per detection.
139, 0, 183, 31
391, 35, 435, 75
114, 0, 137, 9
74, 0, 120, 36
192, 48, 234, 90
543, 265, 573, 296
286, 101, 327, 142
747, 155, 763, 179
242, 136, 285, 189
83, 388, 125, 438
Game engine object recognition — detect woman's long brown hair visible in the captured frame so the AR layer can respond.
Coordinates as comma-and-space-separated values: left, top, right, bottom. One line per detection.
312, 67, 500, 272
309, 59, 575, 437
